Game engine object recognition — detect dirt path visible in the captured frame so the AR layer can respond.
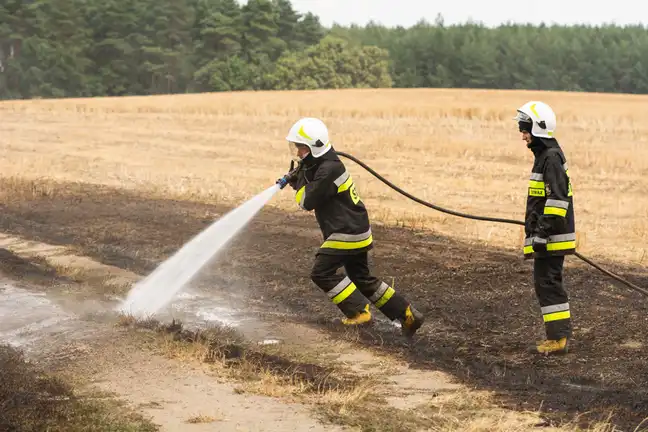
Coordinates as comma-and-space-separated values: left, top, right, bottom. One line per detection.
0, 178, 646, 430
90, 349, 349, 432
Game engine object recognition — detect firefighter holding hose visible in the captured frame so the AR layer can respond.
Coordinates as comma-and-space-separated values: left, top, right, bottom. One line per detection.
515, 101, 576, 355
277, 117, 425, 338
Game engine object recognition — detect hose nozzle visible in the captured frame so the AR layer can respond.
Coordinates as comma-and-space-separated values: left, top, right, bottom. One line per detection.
276, 160, 301, 190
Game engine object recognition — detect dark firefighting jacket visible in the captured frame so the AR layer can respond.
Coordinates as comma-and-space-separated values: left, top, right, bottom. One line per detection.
524, 138, 576, 259
290, 148, 372, 255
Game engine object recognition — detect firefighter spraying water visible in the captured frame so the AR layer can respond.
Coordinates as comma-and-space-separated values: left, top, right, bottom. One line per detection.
276, 117, 425, 338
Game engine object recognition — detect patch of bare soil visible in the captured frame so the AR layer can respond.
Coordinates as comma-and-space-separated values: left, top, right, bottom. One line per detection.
0, 178, 646, 431
87, 347, 350, 432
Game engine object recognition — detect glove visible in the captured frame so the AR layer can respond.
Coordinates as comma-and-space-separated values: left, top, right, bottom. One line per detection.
532, 236, 548, 253
276, 160, 301, 190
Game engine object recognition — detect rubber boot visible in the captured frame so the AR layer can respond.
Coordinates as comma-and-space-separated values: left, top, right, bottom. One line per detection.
341, 304, 372, 326
535, 337, 569, 356
400, 305, 424, 338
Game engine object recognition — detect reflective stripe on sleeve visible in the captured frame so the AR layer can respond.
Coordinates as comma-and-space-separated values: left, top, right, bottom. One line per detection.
528, 179, 546, 197
334, 171, 350, 187
544, 199, 569, 217
337, 176, 354, 193
523, 233, 576, 254
545, 199, 569, 209
295, 186, 306, 209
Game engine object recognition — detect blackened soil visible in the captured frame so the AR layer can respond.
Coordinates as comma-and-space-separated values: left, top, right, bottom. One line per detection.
0, 179, 646, 431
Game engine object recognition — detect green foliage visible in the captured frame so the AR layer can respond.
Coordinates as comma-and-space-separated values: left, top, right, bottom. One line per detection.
1, 0, 647, 99
330, 21, 648, 93
267, 36, 392, 90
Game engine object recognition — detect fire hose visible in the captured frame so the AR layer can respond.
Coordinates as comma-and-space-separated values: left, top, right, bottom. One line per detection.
275, 153, 647, 297
334, 151, 648, 298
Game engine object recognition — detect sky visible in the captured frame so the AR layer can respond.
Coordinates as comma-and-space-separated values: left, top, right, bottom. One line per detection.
287, 0, 648, 28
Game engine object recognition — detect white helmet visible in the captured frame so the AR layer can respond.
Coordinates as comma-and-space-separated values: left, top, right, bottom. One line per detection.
514, 101, 557, 139
285, 117, 332, 158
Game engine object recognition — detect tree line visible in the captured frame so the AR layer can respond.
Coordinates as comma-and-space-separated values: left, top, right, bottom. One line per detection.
331, 18, 648, 94
1, 0, 646, 100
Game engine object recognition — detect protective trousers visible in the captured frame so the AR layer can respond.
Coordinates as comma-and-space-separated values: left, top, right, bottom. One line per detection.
533, 256, 571, 340
311, 252, 410, 321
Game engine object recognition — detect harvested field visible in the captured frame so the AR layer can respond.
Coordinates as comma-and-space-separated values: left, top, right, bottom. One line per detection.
1, 88, 647, 264
0, 89, 647, 431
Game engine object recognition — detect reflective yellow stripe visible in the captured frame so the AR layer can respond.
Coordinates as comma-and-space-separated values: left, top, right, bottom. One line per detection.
298, 125, 312, 140
543, 310, 571, 322
529, 180, 545, 189
295, 186, 306, 207
529, 188, 546, 197
375, 286, 395, 308
332, 283, 357, 305
547, 241, 576, 251
321, 235, 373, 250
530, 103, 539, 118
337, 176, 353, 193
524, 241, 576, 254
544, 207, 567, 217
565, 169, 574, 195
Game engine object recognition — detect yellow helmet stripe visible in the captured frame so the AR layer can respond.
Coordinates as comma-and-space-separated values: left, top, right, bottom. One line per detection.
298, 125, 312, 141
529, 103, 540, 118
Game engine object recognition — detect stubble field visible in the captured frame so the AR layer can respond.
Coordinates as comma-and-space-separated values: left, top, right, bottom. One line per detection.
1, 88, 647, 264
1, 88, 647, 431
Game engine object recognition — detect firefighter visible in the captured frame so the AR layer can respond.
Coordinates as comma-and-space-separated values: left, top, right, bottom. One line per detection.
514, 101, 576, 355
276, 117, 424, 338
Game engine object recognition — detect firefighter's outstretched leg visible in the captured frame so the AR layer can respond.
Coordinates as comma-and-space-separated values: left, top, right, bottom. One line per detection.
311, 253, 372, 325
533, 256, 571, 355
344, 252, 424, 338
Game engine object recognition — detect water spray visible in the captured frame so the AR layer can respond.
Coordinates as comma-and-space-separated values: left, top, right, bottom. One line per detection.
118, 184, 282, 318
118, 159, 302, 318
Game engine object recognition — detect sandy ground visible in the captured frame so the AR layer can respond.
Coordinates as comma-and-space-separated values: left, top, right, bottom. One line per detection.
93, 351, 349, 432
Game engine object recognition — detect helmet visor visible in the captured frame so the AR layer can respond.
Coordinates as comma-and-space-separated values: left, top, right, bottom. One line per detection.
514, 110, 532, 123
287, 141, 299, 162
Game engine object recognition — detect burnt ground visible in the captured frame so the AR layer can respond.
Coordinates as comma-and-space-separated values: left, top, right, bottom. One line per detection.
0, 179, 646, 431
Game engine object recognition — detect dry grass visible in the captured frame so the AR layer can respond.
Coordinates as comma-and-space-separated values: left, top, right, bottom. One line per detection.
116, 315, 361, 394
0, 344, 158, 432
415, 389, 631, 432
116, 315, 640, 432
1, 88, 647, 264
185, 414, 220, 424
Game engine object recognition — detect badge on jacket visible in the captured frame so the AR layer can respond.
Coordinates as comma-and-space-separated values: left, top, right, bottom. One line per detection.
545, 184, 551, 196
